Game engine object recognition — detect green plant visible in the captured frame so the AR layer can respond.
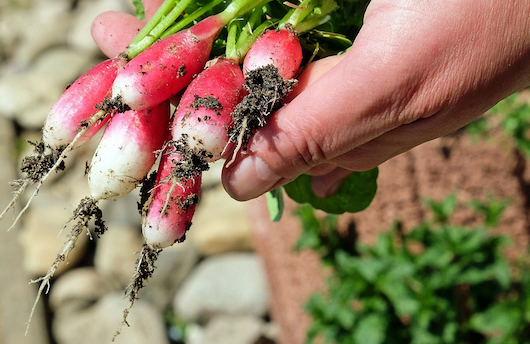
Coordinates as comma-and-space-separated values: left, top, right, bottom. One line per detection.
297, 195, 530, 344
467, 92, 530, 157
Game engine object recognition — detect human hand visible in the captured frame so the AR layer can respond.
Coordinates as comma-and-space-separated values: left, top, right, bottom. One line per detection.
222, 0, 530, 201
92, 0, 530, 202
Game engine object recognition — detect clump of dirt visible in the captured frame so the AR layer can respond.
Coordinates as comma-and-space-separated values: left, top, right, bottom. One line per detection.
170, 139, 211, 178
20, 140, 64, 183
229, 64, 297, 153
137, 172, 157, 215
190, 94, 223, 116
95, 94, 130, 115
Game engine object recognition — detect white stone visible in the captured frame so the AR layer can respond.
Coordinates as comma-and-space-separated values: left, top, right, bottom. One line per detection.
49, 267, 115, 313
188, 185, 254, 255
140, 240, 200, 310
188, 315, 265, 344
93, 223, 144, 287
12, 0, 73, 66
174, 253, 269, 321
53, 292, 170, 344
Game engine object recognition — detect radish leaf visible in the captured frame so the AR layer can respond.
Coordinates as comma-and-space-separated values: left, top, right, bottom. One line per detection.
284, 168, 378, 214
266, 188, 284, 222
132, 0, 145, 20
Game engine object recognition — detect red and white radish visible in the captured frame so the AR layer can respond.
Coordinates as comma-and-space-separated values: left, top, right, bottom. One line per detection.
227, 27, 303, 165
111, 0, 271, 111
88, 102, 170, 201
141, 57, 246, 249
173, 57, 246, 162
243, 28, 303, 79
141, 150, 202, 248
42, 57, 126, 151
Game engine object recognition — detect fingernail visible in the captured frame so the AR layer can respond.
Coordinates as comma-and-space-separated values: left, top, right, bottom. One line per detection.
312, 178, 342, 198
224, 155, 281, 201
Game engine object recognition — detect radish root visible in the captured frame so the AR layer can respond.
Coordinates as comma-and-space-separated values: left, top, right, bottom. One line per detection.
25, 197, 106, 335
1, 109, 108, 231
114, 244, 161, 341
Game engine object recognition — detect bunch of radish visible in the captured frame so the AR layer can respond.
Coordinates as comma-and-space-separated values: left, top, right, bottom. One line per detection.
1, 0, 342, 336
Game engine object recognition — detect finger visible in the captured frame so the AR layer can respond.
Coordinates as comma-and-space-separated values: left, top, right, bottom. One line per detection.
222, 45, 408, 201
143, 0, 165, 20
311, 168, 353, 198
286, 54, 345, 102
306, 163, 337, 176
91, 11, 144, 58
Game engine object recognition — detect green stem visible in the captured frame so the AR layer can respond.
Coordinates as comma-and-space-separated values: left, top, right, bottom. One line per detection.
129, 0, 178, 46
125, 0, 272, 60
279, 0, 314, 28
235, 6, 264, 49
293, 14, 332, 34
126, 0, 193, 59
219, 0, 272, 24
160, 0, 225, 39
225, 21, 240, 61
234, 19, 275, 61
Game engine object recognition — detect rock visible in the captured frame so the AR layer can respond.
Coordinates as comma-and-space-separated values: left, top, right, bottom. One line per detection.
188, 185, 254, 255
139, 240, 200, 310
100, 189, 142, 227
0, 72, 61, 121
93, 223, 144, 287
49, 267, 115, 314
12, 0, 73, 66
174, 253, 269, 321
18, 164, 91, 277
186, 315, 265, 344
53, 293, 169, 344
18, 191, 90, 277
32, 47, 96, 86
0, 117, 48, 344
68, 0, 134, 55
201, 159, 223, 189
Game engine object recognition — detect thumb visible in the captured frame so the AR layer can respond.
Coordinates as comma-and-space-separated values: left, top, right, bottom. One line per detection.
221, 49, 396, 201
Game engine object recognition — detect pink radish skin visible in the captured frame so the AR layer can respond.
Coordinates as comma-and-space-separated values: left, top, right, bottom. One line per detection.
88, 102, 170, 201
243, 29, 303, 79
42, 57, 126, 150
142, 150, 201, 248
173, 57, 246, 162
112, 15, 226, 111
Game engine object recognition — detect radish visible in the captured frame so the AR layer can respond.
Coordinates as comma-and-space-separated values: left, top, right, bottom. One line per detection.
242, 28, 303, 79
141, 150, 202, 248
27, 103, 171, 335
110, 0, 272, 111
227, 0, 337, 165
172, 57, 247, 162
227, 28, 303, 164
88, 101, 170, 200
42, 57, 126, 151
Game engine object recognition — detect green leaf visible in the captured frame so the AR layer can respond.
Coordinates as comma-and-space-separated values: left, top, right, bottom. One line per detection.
353, 313, 387, 344
266, 188, 284, 222
284, 168, 378, 214
132, 0, 145, 20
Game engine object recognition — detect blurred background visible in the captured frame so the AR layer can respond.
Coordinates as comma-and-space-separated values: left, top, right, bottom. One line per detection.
1, 0, 530, 344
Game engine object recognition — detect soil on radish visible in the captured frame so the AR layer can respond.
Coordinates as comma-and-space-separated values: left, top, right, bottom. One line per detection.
95, 94, 131, 114
20, 141, 65, 183
189, 94, 223, 116
171, 139, 211, 176
138, 172, 157, 214
230, 64, 297, 151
